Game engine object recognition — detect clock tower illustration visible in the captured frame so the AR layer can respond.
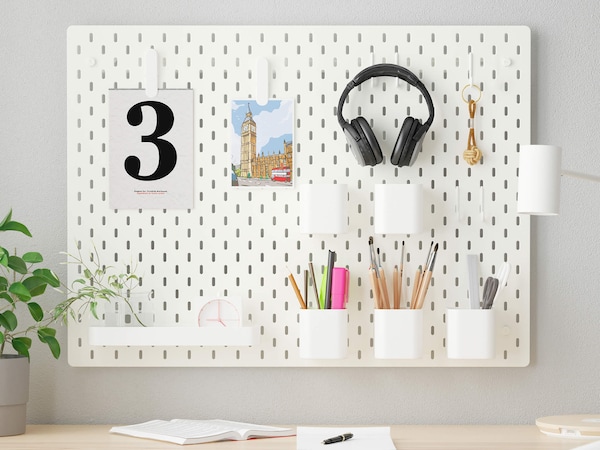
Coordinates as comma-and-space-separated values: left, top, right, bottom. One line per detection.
239, 103, 257, 178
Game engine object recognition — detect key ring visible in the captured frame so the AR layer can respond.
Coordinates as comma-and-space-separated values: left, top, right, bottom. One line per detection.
461, 83, 482, 103
462, 84, 482, 165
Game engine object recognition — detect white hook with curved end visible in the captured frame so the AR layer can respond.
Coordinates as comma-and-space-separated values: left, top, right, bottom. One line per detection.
493, 262, 511, 304
145, 47, 158, 98
455, 185, 461, 221
468, 51, 474, 87
395, 52, 400, 86
479, 185, 485, 222
256, 57, 269, 106
370, 52, 376, 87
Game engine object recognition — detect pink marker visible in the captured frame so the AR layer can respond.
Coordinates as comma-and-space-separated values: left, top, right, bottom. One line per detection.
331, 267, 348, 309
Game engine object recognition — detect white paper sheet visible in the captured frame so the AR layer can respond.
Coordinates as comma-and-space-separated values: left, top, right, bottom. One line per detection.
296, 427, 395, 450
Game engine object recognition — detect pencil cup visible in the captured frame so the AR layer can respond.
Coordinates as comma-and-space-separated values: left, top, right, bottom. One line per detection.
374, 183, 423, 235
446, 309, 495, 359
374, 309, 423, 359
300, 183, 348, 234
299, 309, 348, 359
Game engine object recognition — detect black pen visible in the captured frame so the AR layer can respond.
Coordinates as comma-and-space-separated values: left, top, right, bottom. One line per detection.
322, 433, 353, 445
324, 250, 336, 309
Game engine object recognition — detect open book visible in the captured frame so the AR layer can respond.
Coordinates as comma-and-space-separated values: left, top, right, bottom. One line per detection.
110, 419, 294, 445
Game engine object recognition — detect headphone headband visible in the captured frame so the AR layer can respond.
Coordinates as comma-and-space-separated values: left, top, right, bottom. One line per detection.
337, 63, 435, 140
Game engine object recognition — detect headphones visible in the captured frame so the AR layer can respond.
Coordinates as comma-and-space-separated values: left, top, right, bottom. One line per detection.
337, 64, 435, 167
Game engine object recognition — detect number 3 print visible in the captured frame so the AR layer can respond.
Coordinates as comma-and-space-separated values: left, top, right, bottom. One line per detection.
125, 101, 177, 181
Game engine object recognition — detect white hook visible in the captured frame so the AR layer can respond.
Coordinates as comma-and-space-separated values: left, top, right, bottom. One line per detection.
479, 185, 485, 222
370, 52, 376, 87
395, 52, 400, 86
145, 48, 158, 98
256, 57, 269, 106
468, 51, 474, 87
455, 185, 461, 221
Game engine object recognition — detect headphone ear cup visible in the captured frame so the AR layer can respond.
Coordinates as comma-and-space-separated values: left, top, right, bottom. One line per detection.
353, 116, 383, 165
390, 117, 411, 166
396, 117, 420, 167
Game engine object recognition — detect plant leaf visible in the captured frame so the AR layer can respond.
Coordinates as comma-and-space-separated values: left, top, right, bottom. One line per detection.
0, 292, 14, 304
11, 337, 32, 359
22, 276, 49, 297
0, 331, 4, 346
22, 252, 43, 264
0, 311, 18, 331
38, 331, 60, 359
90, 301, 99, 320
0, 210, 12, 228
0, 247, 8, 267
32, 268, 60, 288
38, 327, 56, 338
8, 282, 32, 301
7, 256, 27, 274
0, 219, 32, 237
27, 302, 44, 322
0, 276, 7, 291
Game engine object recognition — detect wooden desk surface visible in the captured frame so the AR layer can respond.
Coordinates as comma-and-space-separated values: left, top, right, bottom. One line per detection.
0, 424, 591, 449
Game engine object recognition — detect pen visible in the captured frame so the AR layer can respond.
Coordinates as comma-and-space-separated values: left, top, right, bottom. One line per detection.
322, 433, 353, 445
324, 250, 336, 309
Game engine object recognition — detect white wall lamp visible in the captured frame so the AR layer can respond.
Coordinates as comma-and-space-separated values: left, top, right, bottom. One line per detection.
521, 145, 600, 441
517, 144, 600, 215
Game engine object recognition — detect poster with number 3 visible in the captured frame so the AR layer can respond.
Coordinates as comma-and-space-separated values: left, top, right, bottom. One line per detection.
109, 89, 193, 209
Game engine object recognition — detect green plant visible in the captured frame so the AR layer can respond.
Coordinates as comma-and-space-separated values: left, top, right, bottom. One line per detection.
54, 246, 143, 327
0, 210, 61, 359
0, 210, 143, 360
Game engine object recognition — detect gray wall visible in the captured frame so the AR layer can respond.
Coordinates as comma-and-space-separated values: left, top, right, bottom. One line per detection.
1, 0, 599, 425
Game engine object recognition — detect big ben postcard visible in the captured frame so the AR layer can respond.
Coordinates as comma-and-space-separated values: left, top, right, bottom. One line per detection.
230, 99, 294, 188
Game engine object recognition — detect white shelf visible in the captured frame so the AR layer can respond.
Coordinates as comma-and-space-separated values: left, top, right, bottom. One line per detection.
88, 326, 260, 347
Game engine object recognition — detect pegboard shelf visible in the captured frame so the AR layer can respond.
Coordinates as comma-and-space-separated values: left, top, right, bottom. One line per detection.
67, 25, 531, 367
88, 326, 261, 347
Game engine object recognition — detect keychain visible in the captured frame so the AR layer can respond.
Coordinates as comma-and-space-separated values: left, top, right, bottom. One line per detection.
461, 84, 482, 166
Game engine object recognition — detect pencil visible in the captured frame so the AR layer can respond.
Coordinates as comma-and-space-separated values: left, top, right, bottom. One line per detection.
378, 269, 391, 310
399, 241, 404, 308
308, 262, 320, 309
304, 269, 309, 309
410, 265, 422, 309
288, 271, 307, 309
415, 243, 438, 309
393, 266, 399, 309
369, 267, 382, 309
414, 270, 433, 310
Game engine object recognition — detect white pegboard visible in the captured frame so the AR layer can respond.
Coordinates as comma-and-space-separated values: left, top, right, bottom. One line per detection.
66, 25, 530, 367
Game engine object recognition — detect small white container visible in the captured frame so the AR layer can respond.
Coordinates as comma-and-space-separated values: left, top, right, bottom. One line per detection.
446, 309, 495, 359
300, 183, 348, 234
374, 183, 423, 234
374, 309, 423, 359
299, 309, 348, 359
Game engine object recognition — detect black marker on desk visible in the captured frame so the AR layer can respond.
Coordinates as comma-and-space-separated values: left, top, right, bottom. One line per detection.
322, 433, 353, 445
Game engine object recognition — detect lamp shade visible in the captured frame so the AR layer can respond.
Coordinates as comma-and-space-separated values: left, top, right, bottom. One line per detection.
517, 145, 562, 215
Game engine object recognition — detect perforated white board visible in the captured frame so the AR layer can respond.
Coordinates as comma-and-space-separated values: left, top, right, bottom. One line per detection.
67, 25, 530, 367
